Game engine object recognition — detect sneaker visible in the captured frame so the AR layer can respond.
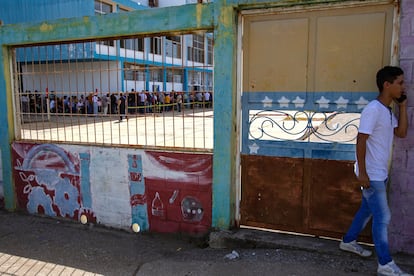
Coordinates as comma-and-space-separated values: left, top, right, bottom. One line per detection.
377, 261, 413, 276
339, 240, 372, 257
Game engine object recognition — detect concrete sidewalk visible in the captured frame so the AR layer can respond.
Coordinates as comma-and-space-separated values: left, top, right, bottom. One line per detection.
210, 228, 414, 268
0, 211, 413, 276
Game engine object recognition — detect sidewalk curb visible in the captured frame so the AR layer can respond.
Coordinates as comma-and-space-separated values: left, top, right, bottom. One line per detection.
209, 229, 342, 253
209, 228, 414, 269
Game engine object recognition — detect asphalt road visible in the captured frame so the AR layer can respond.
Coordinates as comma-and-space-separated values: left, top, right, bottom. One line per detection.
0, 211, 412, 276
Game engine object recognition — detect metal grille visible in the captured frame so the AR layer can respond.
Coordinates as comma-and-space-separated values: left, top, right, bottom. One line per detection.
248, 110, 360, 144
13, 33, 214, 151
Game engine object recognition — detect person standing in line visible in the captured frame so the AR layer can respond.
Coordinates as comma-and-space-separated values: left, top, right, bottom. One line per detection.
102, 93, 109, 115
139, 90, 147, 114
339, 66, 411, 276
176, 92, 182, 112
204, 91, 211, 108
158, 91, 165, 113
92, 92, 99, 116
165, 93, 171, 112
118, 93, 126, 122
110, 93, 117, 115
49, 96, 56, 113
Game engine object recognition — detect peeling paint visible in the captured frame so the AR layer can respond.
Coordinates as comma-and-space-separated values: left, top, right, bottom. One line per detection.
219, 6, 233, 29
196, 3, 203, 27
216, 217, 227, 229
82, 16, 89, 24
39, 23, 53, 32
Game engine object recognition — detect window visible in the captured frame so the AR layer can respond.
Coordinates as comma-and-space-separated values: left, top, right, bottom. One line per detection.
165, 36, 181, 58
124, 63, 145, 81
188, 34, 205, 63
207, 37, 213, 65
95, 1, 113, 15
149, 0, 159, 7
98, 40, 115, 47
167, 69, 183, 83
120, 38, 144, 51
149, 67, 163, 82
150, 37, 162, 55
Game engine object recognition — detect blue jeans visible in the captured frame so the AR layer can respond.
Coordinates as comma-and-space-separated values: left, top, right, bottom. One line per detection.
343, 180, 392, 265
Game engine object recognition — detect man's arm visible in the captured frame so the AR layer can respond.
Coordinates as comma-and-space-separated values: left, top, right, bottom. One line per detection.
395, 100, 408, 138
356, 133, 370, 189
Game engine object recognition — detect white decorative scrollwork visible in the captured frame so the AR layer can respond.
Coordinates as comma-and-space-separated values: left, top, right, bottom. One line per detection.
249, 110, 360, 143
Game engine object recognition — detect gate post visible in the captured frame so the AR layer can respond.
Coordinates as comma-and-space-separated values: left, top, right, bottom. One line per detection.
0, 46, 16, 210
212, 1, 238, 229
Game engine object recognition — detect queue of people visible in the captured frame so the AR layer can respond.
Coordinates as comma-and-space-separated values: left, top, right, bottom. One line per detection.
20, 89, 213, 117
125, 90, 213, 115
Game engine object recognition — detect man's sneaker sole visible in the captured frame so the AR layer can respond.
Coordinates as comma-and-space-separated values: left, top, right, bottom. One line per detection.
377, 260, 413, 276
339, 241, 372, 257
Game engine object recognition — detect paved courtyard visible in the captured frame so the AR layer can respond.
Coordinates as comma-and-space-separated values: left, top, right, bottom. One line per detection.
20, 108, 214, 150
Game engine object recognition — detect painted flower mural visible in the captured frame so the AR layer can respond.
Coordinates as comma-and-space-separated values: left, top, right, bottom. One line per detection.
12, 143, 95, 223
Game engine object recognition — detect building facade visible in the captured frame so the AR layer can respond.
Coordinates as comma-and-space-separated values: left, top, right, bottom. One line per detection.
2, 0, 213, 99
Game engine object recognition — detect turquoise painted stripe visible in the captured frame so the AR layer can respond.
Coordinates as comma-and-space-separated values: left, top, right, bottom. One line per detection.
16, 43, 93, 62
1, 0, 94, 25
79, 152, 92, 209
243, 91, 378, 112
128, 154, 149, 231
243, 140, 356, 160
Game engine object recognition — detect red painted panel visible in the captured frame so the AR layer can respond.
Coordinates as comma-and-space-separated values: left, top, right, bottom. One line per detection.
144, 151, 212, 234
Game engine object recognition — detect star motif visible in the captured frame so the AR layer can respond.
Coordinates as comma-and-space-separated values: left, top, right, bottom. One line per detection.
262, 96, 273, 108
249, 143, 259, 154
277, 96, 290, 108
334, 96, 349, 109
354, 96, 369, 110
292, 96, 305, 108
316, 96, 330, 109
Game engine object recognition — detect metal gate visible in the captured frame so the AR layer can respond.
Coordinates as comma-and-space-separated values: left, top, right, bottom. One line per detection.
240, 2, 395, 240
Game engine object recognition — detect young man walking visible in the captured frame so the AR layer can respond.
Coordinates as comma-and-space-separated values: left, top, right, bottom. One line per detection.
339, 66, 411, 276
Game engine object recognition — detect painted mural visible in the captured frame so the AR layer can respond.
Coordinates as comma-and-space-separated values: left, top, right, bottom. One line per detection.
130, 151, 212, 234
11, 142, 212, 234
12, 143, 96, 223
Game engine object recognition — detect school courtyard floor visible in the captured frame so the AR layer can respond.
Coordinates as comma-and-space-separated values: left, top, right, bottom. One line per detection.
20, 108, 214, 150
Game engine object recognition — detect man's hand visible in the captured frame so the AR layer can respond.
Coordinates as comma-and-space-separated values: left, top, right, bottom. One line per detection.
358, 172, 370, 189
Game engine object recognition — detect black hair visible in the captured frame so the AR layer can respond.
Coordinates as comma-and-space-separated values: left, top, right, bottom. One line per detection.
376, 66, 404, 92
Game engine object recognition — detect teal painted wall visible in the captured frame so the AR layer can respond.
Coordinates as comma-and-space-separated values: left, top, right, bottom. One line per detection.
0, 0, 94, 24
0, 0, 146, 25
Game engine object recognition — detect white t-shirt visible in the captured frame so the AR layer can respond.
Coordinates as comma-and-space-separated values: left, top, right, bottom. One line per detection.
354, 100, 398, 181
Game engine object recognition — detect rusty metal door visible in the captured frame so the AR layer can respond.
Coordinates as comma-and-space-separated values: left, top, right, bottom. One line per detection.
240, 3, 395, 240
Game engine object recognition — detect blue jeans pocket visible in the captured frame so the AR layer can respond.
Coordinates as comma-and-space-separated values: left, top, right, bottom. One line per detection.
362, 187, 374, 200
